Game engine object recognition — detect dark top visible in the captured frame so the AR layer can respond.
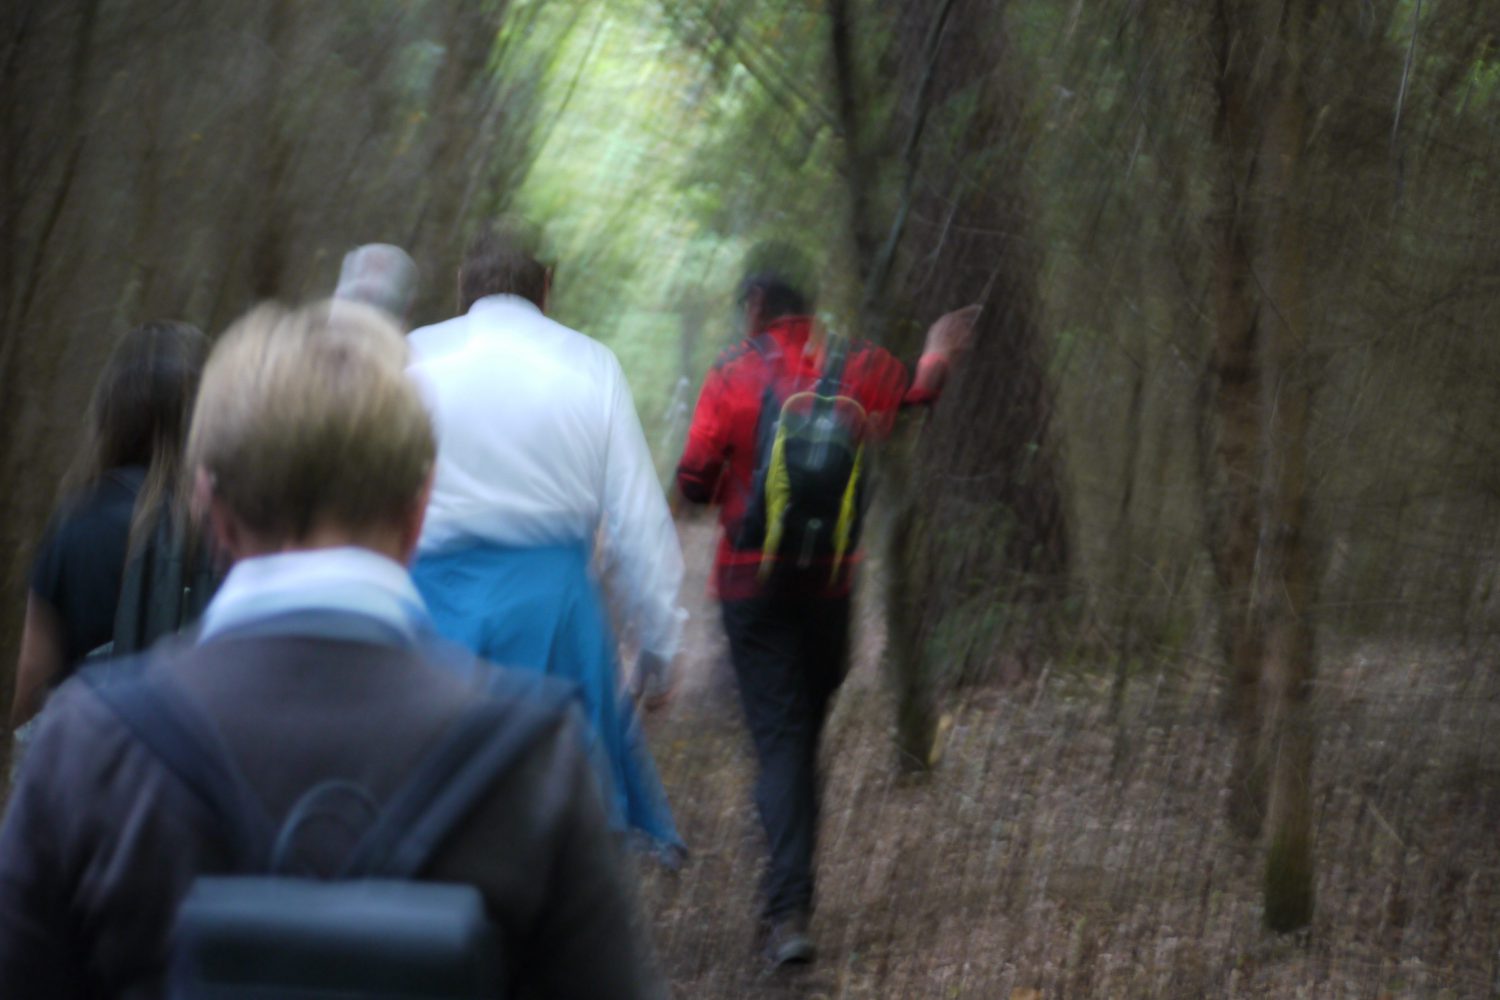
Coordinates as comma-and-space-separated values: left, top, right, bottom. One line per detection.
27, 466, 145, 666
0, 619, 666, 999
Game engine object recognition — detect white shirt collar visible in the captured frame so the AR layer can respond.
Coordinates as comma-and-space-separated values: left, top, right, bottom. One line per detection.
198, 546, 428, 643
468, 294, 542, 318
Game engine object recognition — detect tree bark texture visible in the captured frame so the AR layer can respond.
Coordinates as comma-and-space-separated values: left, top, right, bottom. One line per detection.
1258, 0, 1318, 933
827, 0, 880, 288
831, 0, 1071, 763
1200, 0, 1322, 929
890, 0, 1069, 692
1204, 0, 1271, 838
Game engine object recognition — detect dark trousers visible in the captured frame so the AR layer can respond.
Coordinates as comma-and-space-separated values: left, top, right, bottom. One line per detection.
720, 591, 851, 921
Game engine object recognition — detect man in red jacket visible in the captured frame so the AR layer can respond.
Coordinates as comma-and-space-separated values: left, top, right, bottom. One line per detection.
676, 245, 975, 966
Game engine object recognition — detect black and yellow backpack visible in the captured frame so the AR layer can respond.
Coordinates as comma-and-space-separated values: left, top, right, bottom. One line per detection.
735, 335, 868, 580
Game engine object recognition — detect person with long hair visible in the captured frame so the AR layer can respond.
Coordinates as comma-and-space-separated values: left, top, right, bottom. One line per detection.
11, 320, 210, 728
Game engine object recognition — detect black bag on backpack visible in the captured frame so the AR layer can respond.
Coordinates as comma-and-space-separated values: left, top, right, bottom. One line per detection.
735, 335, 869, 579
87, 669, 571, 999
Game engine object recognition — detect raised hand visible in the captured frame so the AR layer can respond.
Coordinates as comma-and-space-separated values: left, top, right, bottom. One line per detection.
923, 304, 982, 360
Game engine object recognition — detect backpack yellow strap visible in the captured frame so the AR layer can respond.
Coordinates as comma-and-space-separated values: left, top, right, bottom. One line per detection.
759, 425, 791, 581
830, 443, 864, 583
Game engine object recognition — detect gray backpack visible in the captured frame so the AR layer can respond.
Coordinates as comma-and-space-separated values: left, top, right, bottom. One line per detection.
88, 669, 571, 999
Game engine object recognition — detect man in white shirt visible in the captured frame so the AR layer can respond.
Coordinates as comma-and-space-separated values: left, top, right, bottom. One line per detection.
405, 221, 685, 851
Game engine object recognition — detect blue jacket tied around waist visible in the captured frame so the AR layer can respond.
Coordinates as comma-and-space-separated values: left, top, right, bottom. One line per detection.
411, 542, 682, 850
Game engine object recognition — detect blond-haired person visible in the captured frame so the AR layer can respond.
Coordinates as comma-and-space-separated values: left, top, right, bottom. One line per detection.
0, 302, 665, 999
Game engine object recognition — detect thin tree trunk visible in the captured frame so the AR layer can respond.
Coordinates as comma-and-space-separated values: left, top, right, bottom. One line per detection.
827, 0, 879, 286
1109, 357, 1146, 722
0, 0, 101, 757
409, 2, 507, 270
248, 0, 293, 300
824, 0, 941, 766
1259, 3, 1317, 930
1204, 0, 1269, 838
885, 430, 938, 769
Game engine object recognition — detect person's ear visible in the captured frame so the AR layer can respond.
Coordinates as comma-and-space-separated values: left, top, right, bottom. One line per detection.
198, 467, 262, 561
206, 494, 249, 562
398, 467, 436, 566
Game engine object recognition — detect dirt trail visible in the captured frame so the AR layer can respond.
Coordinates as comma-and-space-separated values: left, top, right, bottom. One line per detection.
635, 521, 1500, 998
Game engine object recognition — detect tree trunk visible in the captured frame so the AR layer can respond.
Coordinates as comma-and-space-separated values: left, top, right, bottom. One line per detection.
827, 0, 880, 286
1204, 0, 1270, 838
1258, 2, 1318, 932
895, 0, 1069, 670
1108, 359, 1146, 721
0, 0, 102, 756
839, 0, 1070, 764
885, 430, 938, 768
1201, 0, 1321, 925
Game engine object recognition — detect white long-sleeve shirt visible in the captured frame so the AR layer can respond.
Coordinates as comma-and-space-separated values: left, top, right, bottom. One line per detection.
406, 295, 686, 660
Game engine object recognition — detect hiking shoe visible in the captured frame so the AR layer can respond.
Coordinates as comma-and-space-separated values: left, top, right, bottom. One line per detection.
766, 912, 816, 967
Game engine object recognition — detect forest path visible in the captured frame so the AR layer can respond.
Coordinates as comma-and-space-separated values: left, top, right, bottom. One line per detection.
634, 520, 1500, 998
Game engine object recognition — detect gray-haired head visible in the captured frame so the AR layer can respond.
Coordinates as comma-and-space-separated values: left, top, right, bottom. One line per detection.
334, 244, 418, 325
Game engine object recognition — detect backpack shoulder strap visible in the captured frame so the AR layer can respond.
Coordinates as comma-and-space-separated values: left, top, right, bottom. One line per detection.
85, 669, 275, 869
747, 331, 777, 359
343, 679, 575, 879
817, 334, 851, 393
